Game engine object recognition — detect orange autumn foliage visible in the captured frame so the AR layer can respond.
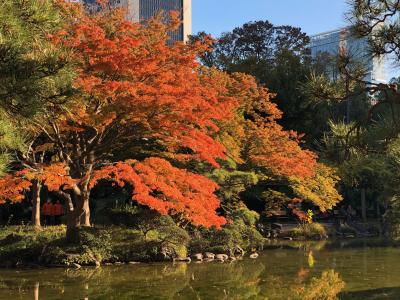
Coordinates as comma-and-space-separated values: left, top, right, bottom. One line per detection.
28, 164, 76, 192
90, 157, 226, 228
2, 2, 236, 229
52, 2, 237, 167
0, 1, 337, 230
244, 87, 317, 178
213, 71, 317, 179
0, 163, 76, 204
0, 158, 226, 228
207, 71, 340, 215
247, 125, 317, 178
0, 174, 31, 204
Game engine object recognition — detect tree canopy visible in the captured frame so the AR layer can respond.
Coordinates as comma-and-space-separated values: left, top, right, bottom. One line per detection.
0, 1, 344, 240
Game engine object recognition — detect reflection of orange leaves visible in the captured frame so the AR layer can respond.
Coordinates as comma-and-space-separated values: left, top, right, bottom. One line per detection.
243, 278, 261, 287
297, 268, 310, 281
293, 270, 345, 300
90, 158, 226, 228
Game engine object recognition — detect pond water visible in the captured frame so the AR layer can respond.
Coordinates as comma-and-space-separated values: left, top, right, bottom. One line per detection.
0, 240, 399, 299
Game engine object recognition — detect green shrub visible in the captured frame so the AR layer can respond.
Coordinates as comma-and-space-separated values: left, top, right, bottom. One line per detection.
0, 225, 66, 266
0, 207, 265, 266
230, 208, 260, 227
108, 206, 175, 231
39, 246, 67, 265
76, 227, 113, 263
290, 223, 328, 240
384, 196, 400, 241
190, 208, 264, 255
110, 225, 190, 262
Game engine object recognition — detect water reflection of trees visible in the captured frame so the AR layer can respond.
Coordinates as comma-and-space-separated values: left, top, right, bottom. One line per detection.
4, 241, 400, 299
292, 270, 345, 300
0, 265, 190, 299
0, 262, 346, 300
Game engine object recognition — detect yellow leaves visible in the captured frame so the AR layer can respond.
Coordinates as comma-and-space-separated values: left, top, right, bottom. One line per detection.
307, 251, 315, 268
293, 270, 345, 300
290, 163, 343, 212
248, 123, 318, 178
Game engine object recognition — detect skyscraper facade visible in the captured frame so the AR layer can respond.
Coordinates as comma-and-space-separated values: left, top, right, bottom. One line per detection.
82, 0, 192, 42
310, 27, 386, 83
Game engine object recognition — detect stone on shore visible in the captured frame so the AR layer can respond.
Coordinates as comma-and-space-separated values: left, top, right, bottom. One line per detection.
204, 252, 215, 259
250, 253, 259, 259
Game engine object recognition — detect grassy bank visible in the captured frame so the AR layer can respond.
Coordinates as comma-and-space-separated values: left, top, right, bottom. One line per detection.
0, 224, 191, 267
288, 223, 329, 240
2, 206, 386, 268
0, 208, 265, 267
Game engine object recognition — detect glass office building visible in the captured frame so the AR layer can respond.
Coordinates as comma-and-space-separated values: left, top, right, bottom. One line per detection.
81, 0, 192, 42
310, 27, 386, 83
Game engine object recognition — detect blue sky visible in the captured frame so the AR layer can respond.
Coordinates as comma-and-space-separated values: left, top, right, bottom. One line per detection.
192, 0, 349, 37
192, 0, 398, 79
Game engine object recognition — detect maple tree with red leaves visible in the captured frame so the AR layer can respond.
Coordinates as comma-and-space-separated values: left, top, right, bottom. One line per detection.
203, 70, 318, 179
207, 71, 341, 215
0, 162, 76, 228
0, 174, 31, 205
0, 1, 342, 240
90, 158, 226, 228
0, 1, 237, 240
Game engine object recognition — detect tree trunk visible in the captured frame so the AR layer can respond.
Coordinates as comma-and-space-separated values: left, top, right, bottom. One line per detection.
65, 190, 91, 243
80, 192, 91, 227
377, 202, 381, 219
31, 181, 42, 229
66, 209, 81, 243
361, 188, 367, 223
55, 190, 81, 243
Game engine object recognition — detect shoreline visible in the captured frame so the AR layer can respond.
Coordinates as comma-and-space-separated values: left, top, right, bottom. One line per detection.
0, 229, 392, 270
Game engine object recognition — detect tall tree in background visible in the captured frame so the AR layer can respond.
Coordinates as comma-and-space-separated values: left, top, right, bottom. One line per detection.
202, 70, 342, 218
190, 22, 334, 145
350, 0, 400, 230
304, 0, 400, 231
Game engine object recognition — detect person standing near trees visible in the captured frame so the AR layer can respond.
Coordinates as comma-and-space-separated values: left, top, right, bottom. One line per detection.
42, 199, 54, 226
52, 200, 64, 225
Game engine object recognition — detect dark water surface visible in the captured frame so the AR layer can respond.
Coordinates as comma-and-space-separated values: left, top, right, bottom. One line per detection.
0, 240, 399, 299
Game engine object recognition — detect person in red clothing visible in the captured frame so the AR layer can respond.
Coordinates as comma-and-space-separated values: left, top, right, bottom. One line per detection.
42, 199, 54, 226
53, 200, 64, 225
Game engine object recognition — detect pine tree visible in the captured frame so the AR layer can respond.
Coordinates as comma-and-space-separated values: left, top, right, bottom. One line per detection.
0, 0, 74, 228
